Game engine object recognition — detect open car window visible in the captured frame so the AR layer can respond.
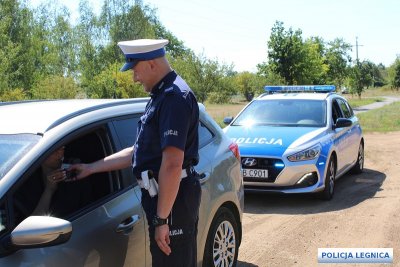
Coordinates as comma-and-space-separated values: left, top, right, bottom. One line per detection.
9, 127, 120, 227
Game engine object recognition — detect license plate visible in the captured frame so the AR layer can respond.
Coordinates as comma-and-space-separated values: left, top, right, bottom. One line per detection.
242, 169, 268, 178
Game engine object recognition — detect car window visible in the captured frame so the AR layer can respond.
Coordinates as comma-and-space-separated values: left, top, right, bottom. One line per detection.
199, 120, 214, 148
112, 116, 141, 148
112, 116, 215, 149
0, 134, 41, 180
332, 99, 343, 122
337, 99, 352, 118
233, 99, 326, 127
9, 127, 121, 226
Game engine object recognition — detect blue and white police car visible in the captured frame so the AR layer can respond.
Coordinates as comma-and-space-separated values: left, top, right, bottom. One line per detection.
223, 85, 364, 200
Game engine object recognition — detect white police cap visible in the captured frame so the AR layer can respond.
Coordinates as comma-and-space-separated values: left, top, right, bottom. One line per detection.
118, 39, 169, 72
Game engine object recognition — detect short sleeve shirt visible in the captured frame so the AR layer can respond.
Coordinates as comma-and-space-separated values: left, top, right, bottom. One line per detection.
132, 71, 199, 176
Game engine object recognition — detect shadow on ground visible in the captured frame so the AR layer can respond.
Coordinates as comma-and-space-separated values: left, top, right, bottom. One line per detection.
244, 168, 386, 215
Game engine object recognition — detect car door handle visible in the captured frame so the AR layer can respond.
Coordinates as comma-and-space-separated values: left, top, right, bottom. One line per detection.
116, 215, 141, 233
199, 172, 210, 185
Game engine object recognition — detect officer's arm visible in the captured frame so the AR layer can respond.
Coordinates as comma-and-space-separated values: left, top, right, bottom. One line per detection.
157, 146, 184, 218
73, 147, 134, 179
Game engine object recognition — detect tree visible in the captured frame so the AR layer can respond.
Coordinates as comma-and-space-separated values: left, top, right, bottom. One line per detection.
0, 0, 35, 93
86, 63, 148, 98
264, 21, 305, 85
325, 38, 352, 89
348, 65, 363, 98
388, 57, 400, 90
31, 75, 82, 99
235, 72, 266, 101
359, 60, 375, 89
170, 52, 235, 103
98, 0, 157, 65
394, 63, 400, 90
154, 23, 190, 58
299, 37, 328, 84
257, 63, 285, 86
75, 0, 102, 88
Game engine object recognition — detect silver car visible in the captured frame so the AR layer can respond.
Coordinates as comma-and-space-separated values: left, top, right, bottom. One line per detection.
0, 99, 243, 266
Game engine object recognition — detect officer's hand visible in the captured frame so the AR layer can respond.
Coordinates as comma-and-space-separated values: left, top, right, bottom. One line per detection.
155, 224, 171, 255
68, 163, 90, 180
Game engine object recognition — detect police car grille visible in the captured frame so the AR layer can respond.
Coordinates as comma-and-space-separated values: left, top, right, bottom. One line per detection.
241, 157, 284, 183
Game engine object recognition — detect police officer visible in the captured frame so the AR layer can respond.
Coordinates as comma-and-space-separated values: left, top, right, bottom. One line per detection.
71, 39, 201, 267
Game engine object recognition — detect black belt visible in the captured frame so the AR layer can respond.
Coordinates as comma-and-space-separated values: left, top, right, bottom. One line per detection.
139, 166, 196, 180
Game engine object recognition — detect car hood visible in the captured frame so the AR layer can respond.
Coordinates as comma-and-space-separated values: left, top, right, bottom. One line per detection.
224, 125, 325, 157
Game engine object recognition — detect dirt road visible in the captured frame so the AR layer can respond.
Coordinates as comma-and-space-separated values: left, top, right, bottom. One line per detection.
237, 132, 400, 267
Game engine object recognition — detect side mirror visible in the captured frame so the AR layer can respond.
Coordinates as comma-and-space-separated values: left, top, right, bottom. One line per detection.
223, 116, 233, 125
10, 216, 72, 249
334, 118, 352, 128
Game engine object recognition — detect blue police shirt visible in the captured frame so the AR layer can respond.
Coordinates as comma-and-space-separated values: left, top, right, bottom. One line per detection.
132, 71, 199, 176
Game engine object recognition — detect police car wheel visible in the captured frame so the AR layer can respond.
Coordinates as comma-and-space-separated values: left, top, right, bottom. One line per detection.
203, 207, 239, 267
350, 141, 364, 174
318, 157, 336, 200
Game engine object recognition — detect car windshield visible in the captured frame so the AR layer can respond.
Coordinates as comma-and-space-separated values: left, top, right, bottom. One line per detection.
0, 134, 40, 180
232, 99, 327, 127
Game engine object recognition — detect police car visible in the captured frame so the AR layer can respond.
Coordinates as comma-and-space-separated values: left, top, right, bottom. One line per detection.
223, 85, 364, 200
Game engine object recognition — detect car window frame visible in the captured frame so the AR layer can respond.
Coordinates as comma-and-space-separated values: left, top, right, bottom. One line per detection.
108, 114, 142, 188
332, 98, 344, 122
1, 120, 133, 238
198, 119, 215, 149
336, 98, 353, 119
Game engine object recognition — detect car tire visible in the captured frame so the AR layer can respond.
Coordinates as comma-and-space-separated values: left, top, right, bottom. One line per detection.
350, 141, 364, 174
203, 207, 239, 267
318, 157, 336, 200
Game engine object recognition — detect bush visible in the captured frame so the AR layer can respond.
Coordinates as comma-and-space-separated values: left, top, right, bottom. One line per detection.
0, 88, 27, 101
31, 75, 82, 99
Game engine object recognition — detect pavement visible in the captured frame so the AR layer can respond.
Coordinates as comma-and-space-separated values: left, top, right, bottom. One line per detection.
352, 96, 400, 114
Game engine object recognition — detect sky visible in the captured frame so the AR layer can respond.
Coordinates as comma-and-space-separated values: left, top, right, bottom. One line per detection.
29, 0, 400, 73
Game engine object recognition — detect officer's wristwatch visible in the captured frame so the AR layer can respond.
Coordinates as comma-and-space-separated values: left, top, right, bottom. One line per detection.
152, 215, 168, 227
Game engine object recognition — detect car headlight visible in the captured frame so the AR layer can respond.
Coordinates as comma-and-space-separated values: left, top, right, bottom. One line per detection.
287, 144, 321, 162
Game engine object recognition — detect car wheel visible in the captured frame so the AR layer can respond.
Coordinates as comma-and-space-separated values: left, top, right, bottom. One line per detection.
318, 157, 335, 200
203, 207, 239, 267
350, 141, 364, 174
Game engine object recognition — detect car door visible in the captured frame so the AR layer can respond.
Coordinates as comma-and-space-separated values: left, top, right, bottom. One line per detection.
331, 98, 353, 172
0, 126, 147, 267
337, 98, 361, 166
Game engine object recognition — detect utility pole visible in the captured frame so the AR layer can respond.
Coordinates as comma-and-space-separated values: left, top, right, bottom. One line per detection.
355, 36, 364, 65
353, 37, 364, 98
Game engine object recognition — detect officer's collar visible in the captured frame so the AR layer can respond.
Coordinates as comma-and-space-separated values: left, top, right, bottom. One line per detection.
150, 70, 177, 97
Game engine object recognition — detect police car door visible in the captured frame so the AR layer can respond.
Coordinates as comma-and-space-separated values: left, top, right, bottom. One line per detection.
332, 99, 353, 171
336, 99, 361, 166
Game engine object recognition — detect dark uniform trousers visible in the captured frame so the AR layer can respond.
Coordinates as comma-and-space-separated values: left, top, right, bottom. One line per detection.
141, 171, 202, 267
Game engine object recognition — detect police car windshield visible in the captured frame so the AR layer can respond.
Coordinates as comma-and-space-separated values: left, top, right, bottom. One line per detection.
0, 134, 40, 180
232, 99, 327, 127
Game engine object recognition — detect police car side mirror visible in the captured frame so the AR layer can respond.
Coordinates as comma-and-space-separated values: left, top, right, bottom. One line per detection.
334, 118, 352, 128
223, 116, 233, 125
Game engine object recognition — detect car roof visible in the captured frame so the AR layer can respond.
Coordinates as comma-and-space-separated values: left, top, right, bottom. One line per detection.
256, 92, 335, 101
0, 99, 149, 135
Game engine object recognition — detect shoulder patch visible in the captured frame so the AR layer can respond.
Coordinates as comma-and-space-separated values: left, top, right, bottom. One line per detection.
165, 86, 174, 94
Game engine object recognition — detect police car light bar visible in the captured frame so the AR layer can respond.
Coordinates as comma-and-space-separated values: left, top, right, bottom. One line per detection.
264, 85, 336, 93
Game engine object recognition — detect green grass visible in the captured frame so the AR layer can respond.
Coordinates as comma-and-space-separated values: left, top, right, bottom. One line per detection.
346, 97, 384, 108
204, 101, 247, 127
357, 101, 400, 132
